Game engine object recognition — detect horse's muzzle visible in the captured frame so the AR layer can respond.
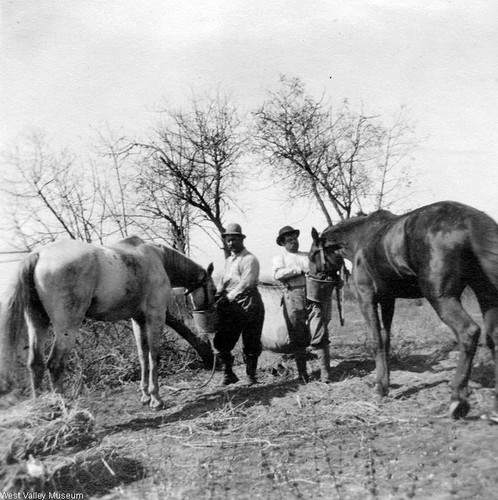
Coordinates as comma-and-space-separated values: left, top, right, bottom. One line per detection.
192, 309, 218, 335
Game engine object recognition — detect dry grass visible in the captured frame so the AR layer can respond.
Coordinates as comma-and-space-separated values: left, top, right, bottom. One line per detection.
0, 393, 97, 463
2, 287, 497, 498
0, 393, 144, 495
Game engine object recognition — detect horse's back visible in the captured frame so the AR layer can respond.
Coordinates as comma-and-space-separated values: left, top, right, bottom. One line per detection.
403, 201, 497, 257
370, 201, 492, 263
33, 238, 170, 322
88, 240, 170, 321
371, 201, 498, 296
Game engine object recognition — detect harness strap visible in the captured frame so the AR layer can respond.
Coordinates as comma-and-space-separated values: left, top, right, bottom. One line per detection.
184, 276, 212, 311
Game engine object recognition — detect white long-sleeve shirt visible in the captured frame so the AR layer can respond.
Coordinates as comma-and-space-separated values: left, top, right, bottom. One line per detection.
272, 250, 309, 287
220, 248, 260, 301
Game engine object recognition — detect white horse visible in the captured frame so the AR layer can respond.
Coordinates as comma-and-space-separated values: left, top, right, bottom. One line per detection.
0, 236, 216, 409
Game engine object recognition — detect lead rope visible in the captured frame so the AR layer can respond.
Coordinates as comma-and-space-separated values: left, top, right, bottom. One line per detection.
336, 266, 345, 326
165, 350, 218, 393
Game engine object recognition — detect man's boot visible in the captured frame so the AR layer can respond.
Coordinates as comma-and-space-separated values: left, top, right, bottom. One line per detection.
243, 354, 259, 386
315, 347, 333, 383
294, 349, 309, 384
220, 352, 239, 386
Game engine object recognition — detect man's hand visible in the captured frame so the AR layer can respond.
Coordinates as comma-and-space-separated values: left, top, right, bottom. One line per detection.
215, 291, 229, 309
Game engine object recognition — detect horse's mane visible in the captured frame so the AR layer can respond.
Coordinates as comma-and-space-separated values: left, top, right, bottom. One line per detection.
159, 244, 204, 280
115, 236, 206, 282
322, 209, 397, 235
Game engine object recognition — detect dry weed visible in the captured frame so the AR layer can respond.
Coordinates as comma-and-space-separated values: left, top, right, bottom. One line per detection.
0, 393, 107, 494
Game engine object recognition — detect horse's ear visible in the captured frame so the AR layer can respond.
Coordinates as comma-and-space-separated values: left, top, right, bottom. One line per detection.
311, 227, 320, 244
206, 262, 214, 276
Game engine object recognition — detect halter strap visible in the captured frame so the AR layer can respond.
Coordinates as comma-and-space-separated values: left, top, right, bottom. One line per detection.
184, 276, 213, 311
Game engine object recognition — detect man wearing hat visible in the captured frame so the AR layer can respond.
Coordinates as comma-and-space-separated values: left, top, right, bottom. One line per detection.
272, 226, 332, 383
214, 223, 265, 386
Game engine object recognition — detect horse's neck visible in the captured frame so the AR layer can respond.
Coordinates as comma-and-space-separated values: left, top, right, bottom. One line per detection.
161, 247, 202, 287
343, 215, 391, 257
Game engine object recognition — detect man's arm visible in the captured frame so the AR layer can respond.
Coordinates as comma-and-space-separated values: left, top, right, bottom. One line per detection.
272, 253, 304, 282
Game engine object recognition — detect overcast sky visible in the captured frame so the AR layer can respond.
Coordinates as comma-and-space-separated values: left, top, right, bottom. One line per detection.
1, 0, 498, 274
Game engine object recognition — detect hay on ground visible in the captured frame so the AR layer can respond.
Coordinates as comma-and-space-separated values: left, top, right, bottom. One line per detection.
0, 393, 97, 465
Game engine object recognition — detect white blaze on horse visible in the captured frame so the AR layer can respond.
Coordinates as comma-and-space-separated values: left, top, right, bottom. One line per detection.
0, 236, 216, 409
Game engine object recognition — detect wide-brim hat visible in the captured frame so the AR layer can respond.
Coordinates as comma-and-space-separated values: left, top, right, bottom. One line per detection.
222, 223, 246, 239
276, 226, 300, 246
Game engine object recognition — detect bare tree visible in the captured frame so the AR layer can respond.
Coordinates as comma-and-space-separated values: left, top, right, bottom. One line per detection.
254, 76, 416, 221
92, 128, 137, 239
1, 132, 216, 367
132, 91, 247, 257
372, 106, 416, 211
134, 154, 196, 254
2, 133, 108, 248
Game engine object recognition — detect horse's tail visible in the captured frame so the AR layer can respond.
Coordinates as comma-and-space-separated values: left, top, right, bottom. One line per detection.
0, 252, 41, 393
468, 211, 498, 293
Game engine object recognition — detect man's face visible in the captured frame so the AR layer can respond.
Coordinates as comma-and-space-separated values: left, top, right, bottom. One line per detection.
225, 235, 245, 254
284, 233, 299, 253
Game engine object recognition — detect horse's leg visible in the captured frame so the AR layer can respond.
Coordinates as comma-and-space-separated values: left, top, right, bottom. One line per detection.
380, 298, 395, 359
132, 318, 151, 406
482, 307, 498, 421
46, 324, 80, 393
473, 290, 498, 421
378, 298, 395, 389
358, 295, 389, 397
144, 316, 164, 410
26, 314, 50, 397
429, 296, 480, 419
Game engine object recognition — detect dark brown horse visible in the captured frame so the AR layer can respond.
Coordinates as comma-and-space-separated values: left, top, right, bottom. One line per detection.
310, 201, 498, 421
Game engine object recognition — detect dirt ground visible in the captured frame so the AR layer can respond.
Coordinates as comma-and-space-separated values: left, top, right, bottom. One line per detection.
2, 297, 498, 499
67, 343, 496, 500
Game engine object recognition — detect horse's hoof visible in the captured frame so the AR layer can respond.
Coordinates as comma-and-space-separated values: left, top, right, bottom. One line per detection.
150, 400, 163, 411
449, 399, 470, 420
374, 383, 388, 398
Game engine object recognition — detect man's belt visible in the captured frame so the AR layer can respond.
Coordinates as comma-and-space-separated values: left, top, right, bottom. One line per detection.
285, 283, 306, 291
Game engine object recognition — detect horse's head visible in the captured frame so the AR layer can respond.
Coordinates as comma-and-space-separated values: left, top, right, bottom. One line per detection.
185, 262, 218, 335
309, 227, 343, 279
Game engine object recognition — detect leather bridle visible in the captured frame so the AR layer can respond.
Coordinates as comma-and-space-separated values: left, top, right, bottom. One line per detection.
184, 276, 214, 312
310, 241, 341, 276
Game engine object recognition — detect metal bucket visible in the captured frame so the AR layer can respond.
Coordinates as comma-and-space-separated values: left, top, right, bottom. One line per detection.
192, 310, 217, 334
306, 275, 334, 302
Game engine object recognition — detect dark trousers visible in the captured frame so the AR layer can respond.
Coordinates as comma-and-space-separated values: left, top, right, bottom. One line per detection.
214, 289, 265, 357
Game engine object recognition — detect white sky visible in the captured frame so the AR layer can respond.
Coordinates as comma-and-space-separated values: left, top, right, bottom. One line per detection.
1, 0, 498, 276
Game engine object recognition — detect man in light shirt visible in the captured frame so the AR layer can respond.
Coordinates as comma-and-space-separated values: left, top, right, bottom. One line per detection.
272, 226, 333, 383
214, 223, 265, 386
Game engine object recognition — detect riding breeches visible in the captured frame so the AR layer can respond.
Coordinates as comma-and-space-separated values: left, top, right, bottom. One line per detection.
308, 298, 332, 348
282, 285, 310, 350
213, 288, 265, 356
